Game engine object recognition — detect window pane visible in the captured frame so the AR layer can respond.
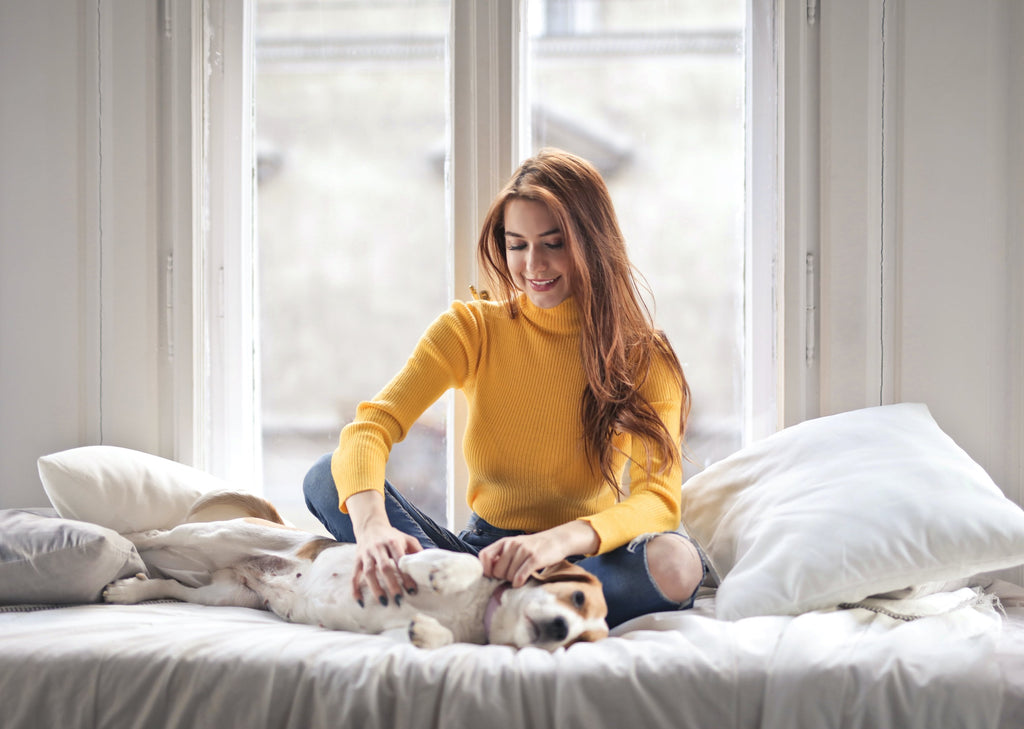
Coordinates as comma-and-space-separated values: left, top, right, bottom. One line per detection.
256, 0, 451, 531
527, 0, 746, 476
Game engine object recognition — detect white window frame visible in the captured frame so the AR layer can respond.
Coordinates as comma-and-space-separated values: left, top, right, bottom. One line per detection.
447, 0, 525, 528
195, 0, 260, 487
746, 0, 783, 440
778, 0, 821, 426
155, 0, 259, 487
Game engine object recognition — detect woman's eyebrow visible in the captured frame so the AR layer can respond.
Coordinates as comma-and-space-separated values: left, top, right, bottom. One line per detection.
504, 227, 561, 239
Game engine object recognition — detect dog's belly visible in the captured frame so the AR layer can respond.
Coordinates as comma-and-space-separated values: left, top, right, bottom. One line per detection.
244, 547, 491, 641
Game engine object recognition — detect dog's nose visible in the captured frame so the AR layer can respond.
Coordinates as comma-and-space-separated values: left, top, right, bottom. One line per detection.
542, 616, 569, 643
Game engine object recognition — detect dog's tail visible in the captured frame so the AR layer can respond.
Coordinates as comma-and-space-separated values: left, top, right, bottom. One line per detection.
186, 491, 286, 525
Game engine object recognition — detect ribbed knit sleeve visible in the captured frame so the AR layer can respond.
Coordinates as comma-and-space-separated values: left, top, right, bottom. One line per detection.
330, 300, 484, 511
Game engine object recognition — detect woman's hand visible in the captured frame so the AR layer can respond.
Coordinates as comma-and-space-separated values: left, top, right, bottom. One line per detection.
345, 491, 422, 607
478, 521, 600, 587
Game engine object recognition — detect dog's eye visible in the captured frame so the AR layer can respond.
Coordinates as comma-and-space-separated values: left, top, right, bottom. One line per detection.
571, 590, 586, 609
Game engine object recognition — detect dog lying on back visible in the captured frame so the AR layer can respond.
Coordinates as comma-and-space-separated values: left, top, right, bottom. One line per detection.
102, 492, 609, 651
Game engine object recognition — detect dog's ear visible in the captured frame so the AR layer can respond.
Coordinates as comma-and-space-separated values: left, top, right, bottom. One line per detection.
186, 491, 286, 525
531, 560, 600, 586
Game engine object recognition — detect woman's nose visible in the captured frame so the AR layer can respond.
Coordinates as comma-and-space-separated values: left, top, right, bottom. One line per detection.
526, 246, 547, 271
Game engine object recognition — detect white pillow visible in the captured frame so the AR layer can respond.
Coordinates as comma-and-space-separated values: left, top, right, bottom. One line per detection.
38, 446, 231, 533
681, 403, 1024, 621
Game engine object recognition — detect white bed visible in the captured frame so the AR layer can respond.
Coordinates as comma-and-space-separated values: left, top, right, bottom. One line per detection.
1, 588, 1023, 729
5, 403, 1024, 729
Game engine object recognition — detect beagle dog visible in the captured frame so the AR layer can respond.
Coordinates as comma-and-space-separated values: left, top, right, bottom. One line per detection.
102, 492, 609, 651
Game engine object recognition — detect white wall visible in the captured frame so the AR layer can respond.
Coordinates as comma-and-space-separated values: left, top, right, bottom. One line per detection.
1, 0, 1021, 509
1, 2, 91, 506
0, 0, 166, 507
896, 0, 1023, 504
817, 0, 1023, 506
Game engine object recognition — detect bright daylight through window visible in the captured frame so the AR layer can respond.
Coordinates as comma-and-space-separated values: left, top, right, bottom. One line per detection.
255, 0, 747, 532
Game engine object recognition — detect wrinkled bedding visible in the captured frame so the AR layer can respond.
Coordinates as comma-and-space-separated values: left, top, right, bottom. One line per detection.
1, 589, 1022, 729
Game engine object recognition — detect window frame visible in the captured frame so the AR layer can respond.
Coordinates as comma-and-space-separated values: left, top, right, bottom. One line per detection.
186, 0, 261, 488
186, 0, 786, 510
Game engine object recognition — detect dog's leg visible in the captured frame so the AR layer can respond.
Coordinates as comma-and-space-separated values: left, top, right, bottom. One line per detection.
409, 614, 455, 649
399, 551, 485, 595
122, 529, 168, 550
103, 569, 263, 609
125, 522, 309, 563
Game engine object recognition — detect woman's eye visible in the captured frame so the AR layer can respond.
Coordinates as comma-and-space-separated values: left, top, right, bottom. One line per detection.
545, 241, 564, 250
506, 242, 526, 251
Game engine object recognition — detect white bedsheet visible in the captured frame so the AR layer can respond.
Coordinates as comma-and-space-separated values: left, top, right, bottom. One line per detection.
0, 592, 1019, 729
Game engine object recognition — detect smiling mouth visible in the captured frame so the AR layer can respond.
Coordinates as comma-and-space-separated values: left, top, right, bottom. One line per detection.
528, 277, 560, 291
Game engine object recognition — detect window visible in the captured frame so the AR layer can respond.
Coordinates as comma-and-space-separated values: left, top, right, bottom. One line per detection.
526, 0, 747, 476
252, 0, 771, 530
255, 0, 452, 533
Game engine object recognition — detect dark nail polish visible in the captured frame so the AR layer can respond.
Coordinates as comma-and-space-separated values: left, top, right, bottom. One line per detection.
407, 585, 417, 595
394, 594, 402, 607
379, 595, 389, 607
357, 598, 364, 609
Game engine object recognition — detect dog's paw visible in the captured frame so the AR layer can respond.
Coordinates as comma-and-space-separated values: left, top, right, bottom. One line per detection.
408, 614, 454, 649
101, 573, 149, 604
400, 552, 483, 595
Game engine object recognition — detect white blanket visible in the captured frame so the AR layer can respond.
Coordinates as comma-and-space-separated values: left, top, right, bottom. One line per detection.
763, 593, 1004, 728
0, 591, 1015, 729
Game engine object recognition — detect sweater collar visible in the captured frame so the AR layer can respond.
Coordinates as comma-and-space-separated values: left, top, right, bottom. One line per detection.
517, 293, 580, 334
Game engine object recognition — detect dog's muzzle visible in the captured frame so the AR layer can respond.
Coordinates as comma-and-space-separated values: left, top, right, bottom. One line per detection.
537, 615, 569, 643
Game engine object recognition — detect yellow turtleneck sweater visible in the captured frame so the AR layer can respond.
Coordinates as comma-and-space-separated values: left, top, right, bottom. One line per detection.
331, 294, 684, 555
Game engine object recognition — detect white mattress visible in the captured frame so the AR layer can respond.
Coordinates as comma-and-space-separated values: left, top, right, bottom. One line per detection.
1, 592, 1022, 729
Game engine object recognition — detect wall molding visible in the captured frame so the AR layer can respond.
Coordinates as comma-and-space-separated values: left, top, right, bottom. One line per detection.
81, 0, 164, 453
817, 0, 902, 416
1009, 0, 1024, 508
877, 0, 902, 407
79, 0, 103, 446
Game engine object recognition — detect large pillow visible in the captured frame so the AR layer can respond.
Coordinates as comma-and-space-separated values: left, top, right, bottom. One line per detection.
38, 446, 231, 533
681, 403, 1024, 621
0, 509, 146, 605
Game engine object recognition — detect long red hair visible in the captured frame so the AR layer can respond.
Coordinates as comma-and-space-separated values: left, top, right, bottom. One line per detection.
478, 149, 691, 491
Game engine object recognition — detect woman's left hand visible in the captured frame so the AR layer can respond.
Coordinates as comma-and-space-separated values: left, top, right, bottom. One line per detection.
478, 521, 600, 587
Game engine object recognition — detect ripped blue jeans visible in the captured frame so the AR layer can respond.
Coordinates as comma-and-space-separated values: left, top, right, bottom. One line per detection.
302, 453, 706, 628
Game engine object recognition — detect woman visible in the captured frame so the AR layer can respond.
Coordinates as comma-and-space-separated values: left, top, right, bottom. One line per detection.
304, 149, 707, 628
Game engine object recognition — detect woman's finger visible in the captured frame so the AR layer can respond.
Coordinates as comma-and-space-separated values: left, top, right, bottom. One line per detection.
351, 560, 366, 605
350, 526, 424, 607
374, 555, 406, 607
370, 536, 422, 606
353, 557, 380, 606
487, 541, 515, 583
506, 546, 538, 588
477, 542, 499, 576
488, 538, 534, 585
393, 536, 422, 594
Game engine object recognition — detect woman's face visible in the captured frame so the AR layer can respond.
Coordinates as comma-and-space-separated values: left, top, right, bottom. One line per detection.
503, 198, 573, 309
